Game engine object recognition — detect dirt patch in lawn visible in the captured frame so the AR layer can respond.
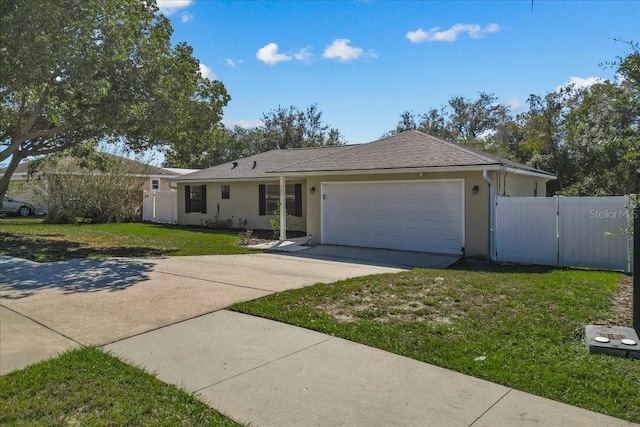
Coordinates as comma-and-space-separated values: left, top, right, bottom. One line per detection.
601, 274, 633, 326
315, 274, 471, 324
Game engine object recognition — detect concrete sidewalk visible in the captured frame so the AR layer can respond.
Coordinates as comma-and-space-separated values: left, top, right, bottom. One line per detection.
105, 310, 637, 427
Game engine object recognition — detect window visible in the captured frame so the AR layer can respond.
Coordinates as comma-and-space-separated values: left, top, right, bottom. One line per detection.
221, 185, 230, 200
151, 179, 160, 191
184, 185, 207, 213
259, 183, 302, 217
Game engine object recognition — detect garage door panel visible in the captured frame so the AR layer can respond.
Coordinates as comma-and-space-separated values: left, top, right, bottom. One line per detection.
322, 181, 464, 255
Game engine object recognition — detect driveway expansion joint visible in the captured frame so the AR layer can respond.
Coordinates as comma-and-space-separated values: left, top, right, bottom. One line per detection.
468, 388, 513, 426
0, 303, 85, 348
153, 269, 283, 294
97, 307, 260, 348
195, 335, 336, 393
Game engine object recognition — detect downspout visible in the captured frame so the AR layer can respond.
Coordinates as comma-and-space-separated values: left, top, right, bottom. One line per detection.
483, 170, 496, 261
279, 175, 287, 241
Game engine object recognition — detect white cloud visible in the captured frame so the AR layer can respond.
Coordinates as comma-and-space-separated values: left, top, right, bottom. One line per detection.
323, 39, 375, 61
256, 43, 292, 65
180, 12, 193, 23
156, 0, 192, 15
199, 63, 216, 80
484, 23, 500, 34
225, 58, 244, 68
294, 46, 313, 63
406, 23, 501, 43
556, 76, 605, 92
508, 98, 523, 112
223, 119, 263, 129
406, 28, 428, 43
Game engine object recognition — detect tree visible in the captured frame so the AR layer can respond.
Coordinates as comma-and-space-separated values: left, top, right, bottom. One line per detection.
561, 45, 640, 195
0, 0, 230, 204
163, 103, 344, 168
256, 103, 344, 152
447, 92, 510, 143
163, 125, 257, 169
514, 90, 571, 193
386, 93, 510, 145
31, 144, 148, 223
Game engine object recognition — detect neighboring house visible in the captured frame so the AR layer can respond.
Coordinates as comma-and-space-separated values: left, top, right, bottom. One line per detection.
173, 130, 556, 258
1, 155, 198, 212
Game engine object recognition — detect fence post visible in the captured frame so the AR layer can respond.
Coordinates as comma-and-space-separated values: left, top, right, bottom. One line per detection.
634, 203, 640, 333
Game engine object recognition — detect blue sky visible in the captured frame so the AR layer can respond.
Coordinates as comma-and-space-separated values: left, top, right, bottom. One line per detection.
157, 0, 640, 145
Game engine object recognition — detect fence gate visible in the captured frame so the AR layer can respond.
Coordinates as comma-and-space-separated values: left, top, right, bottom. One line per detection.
495, 197, 558, 266
495, 196, 632, 272
143, 190, 177, 224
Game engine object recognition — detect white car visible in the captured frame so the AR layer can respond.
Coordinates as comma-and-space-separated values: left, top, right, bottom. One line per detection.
1, 196, 35, 216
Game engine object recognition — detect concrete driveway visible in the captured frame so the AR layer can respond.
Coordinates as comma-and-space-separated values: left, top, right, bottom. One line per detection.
0, 253, 406, 374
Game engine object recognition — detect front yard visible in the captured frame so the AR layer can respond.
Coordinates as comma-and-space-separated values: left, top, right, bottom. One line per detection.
2, 219, 638, 423
0, 218, 257, 262
231, 264, 640, 423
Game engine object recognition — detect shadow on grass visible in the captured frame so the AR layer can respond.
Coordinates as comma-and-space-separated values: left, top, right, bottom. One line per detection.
0, 232, 173, 262
448, 258, 558, 274
0, 256, 157, 300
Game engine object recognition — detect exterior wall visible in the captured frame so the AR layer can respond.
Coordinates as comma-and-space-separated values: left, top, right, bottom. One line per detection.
175, 172, 548, 255
143, 176, 175, 192
497, 173, 548, 198
177, 180, 307, 231
305, 171, 490, 258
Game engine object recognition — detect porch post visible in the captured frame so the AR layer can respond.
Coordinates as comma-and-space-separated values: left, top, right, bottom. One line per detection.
279, 175, 287, 241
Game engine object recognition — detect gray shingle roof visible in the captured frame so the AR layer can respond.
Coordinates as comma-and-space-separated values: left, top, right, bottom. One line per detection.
269, 130, 553, 176
174, 130, 555, 181
174, 145, 351, 181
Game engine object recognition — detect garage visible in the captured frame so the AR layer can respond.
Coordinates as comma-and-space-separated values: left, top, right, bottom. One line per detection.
321, 180, 464, 254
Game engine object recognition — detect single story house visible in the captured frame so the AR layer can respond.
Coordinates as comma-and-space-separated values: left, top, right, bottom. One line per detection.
174, 130, 555, 258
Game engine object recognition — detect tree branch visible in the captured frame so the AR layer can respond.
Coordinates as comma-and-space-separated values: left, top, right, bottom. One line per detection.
28, 137, 89, 156
18, 83, 50, 136
0, 139, 22, 164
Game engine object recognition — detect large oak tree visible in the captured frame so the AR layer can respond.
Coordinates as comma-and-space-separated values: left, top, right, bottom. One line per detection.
0, 0, 230, 203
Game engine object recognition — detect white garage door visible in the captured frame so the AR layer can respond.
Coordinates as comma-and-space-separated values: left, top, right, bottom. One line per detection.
321, 180, 464, 254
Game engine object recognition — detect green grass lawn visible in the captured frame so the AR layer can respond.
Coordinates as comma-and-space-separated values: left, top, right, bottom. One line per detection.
230, 264, 640, 423
0, 347, 241, 426
0, 217, 258, 262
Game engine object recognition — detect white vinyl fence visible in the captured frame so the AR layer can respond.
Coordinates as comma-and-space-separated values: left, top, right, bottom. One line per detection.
142, 190, 177, 224
495, 196, 633, 272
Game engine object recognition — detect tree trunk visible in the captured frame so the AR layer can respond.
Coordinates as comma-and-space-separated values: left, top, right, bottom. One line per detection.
0, 153, 25, 207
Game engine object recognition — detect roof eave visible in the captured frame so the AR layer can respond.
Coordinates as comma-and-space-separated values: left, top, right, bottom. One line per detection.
498, 166, 557, 180
171, 176, 287, 183
265, 164, 547, 177
171, 165, 556, 181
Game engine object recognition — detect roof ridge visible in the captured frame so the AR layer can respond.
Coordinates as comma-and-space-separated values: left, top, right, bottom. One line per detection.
286, 145, 350, 151
267, 144, 357, 172
410, 130, 500, 165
